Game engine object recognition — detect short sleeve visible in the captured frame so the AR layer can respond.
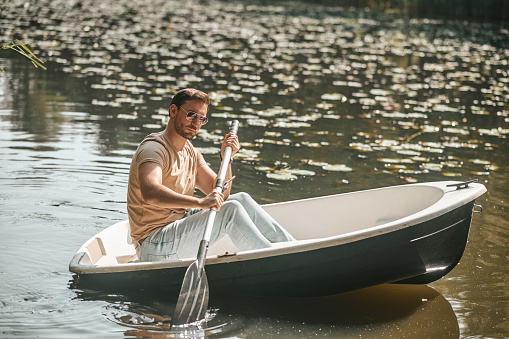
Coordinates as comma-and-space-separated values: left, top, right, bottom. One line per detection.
196, 150, 206, 168
135, 140, 170, 169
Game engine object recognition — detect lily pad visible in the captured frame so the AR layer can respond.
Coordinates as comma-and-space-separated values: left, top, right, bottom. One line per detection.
322, 164, 353, 172
267, 172, 298, 181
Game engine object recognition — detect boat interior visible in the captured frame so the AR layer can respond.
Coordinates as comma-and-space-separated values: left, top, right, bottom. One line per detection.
77, 183, 449, 267
264, 184, 444, 240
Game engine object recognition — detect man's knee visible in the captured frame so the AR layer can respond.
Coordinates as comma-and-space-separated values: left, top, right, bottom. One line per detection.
217, 200, 250, 231
230, 192, 253, 204
221, 199, 244, 214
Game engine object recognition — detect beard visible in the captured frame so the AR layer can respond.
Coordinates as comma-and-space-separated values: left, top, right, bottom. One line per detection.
173, 118, 198, 140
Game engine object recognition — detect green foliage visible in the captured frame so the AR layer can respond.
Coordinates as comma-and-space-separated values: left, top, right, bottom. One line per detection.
1, 40, 46, 73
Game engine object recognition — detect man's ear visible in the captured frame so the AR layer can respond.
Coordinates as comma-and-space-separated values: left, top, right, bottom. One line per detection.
169, 104, 178, 119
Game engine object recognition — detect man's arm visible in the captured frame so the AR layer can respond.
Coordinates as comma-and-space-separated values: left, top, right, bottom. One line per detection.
139, 161, 223, 210
195, 131, 239, 199
195, 162, 234, 199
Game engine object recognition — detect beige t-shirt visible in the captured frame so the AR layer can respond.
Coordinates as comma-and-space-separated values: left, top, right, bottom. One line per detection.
127, 131, 206, 244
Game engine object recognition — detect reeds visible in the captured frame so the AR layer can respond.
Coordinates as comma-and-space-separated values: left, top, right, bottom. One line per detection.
1, 40, 46, 73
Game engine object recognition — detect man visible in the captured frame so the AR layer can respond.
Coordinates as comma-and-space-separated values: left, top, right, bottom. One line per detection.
127, 88, 294, 262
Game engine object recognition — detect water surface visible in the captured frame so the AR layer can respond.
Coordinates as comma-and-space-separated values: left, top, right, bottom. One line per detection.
1, 0, 508, 337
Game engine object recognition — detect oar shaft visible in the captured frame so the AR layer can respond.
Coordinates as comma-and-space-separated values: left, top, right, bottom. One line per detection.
214, 146, 232, 190
199, 120, 239, 268
172, 120, 240, 327
201, 147, 230, 244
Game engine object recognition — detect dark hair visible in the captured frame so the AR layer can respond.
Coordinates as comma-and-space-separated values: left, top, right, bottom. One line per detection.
170, 88, 210, 109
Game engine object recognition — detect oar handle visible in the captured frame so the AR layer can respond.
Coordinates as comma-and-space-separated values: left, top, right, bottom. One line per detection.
214, 120, 238, 190
198, 120, 239, 268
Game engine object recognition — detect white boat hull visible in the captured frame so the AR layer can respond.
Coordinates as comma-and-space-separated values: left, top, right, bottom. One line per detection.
70, 180, 486, 297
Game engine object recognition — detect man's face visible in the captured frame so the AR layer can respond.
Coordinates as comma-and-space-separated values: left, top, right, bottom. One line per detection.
171, 100, 208, 140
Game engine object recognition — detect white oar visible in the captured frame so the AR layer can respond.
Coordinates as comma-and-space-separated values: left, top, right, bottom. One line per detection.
171, 120, 239, 328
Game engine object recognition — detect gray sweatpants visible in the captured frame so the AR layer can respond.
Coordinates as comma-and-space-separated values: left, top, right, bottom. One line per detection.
137, 192, 295, 262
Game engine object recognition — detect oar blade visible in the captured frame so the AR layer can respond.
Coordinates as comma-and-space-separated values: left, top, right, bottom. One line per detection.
172, 260, 209, 327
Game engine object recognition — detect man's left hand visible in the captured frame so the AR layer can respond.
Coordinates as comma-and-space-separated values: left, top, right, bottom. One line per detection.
221, 132, 240, 160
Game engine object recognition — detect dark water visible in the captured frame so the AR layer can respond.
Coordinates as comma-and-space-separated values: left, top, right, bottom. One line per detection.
1, 0, 508, 337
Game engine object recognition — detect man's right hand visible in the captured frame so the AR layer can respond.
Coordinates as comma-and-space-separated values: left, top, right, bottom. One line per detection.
199, 191, 225, 211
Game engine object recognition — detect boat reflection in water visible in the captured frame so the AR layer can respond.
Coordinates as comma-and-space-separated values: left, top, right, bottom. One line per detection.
72, 283, 458, 338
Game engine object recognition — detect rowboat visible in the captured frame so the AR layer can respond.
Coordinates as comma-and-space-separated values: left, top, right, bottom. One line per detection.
69, 180, 486, 297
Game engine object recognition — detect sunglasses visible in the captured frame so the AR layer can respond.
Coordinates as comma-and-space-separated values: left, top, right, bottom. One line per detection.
180, 106, 208, 125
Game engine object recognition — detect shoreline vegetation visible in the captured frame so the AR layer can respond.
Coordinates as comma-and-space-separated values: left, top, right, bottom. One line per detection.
308, 0, 508, 23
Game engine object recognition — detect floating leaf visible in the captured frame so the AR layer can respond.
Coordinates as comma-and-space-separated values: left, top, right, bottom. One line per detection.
378, 158, 414, 164
397, 150, 421, 156
350, 143, 373, 152
321, 93, 347, 102
322, 114, 340, 119
443, 127, 469, 135
117, 113, 137, 119
264, 131, 282, 137
443, 172, 462, 177
247, 118, 271, 127
420, 163, 443, 171
267, 172, 298, 181
470, 159, 491, 165
273, 121, 311, 128
196, 147, 220, 155
142, 124, 161, 129
485, 164, 499, 171
470, 171, 490, 176
304, 160, 329, 167
255, 166, 273, 172
322, 164, 353, 172
478, 128, 509, 137
301, 141, 322, 148
235, 149, 260, 160
284, 169, 316, 176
